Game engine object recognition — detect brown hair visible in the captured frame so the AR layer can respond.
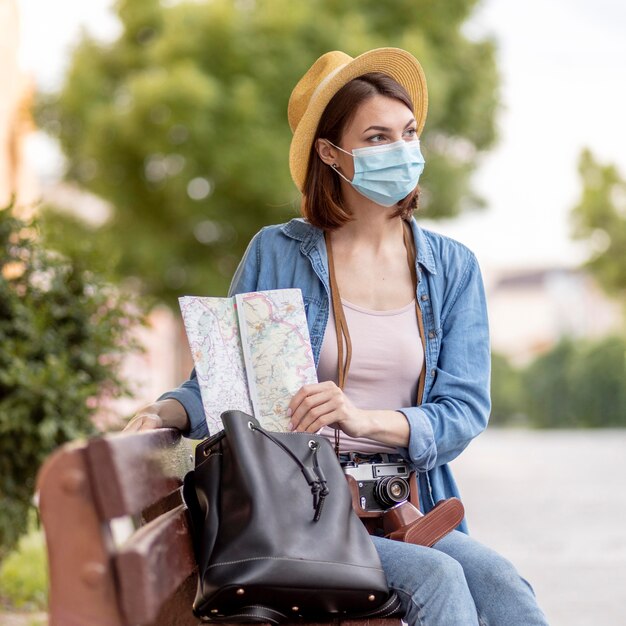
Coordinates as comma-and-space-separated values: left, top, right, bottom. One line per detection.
301, 72, 420, 230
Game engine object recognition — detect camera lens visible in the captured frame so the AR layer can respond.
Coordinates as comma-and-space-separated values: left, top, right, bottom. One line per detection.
374, 476, 410, 508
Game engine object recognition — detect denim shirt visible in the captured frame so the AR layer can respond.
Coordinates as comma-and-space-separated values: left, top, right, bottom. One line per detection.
161, 217, 491, 532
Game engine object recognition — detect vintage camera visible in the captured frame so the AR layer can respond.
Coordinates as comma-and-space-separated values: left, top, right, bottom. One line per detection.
341, 455, 411, 513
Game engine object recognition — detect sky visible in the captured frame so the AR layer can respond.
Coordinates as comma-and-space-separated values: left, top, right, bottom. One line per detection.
448, 0, 626, 272
16, 0, 626, 275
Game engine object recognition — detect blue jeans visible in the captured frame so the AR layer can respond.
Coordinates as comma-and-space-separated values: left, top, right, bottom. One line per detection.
372, 531, 549, 626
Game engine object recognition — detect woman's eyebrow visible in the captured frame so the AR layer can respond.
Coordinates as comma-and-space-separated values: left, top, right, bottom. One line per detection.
362, 125, 391, 133
362, 119, 417, 134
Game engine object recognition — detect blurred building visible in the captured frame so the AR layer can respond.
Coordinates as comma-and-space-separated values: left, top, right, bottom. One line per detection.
487, 267, 622, 365
0, 0, 38, 213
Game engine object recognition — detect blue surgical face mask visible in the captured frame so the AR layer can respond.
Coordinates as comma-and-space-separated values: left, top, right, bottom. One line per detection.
327, 139, 425, 207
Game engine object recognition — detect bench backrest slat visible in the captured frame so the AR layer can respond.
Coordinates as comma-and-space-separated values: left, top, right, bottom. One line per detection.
37, 442, 126, 626
85, 429, 193, 519
115, 505, 196, 625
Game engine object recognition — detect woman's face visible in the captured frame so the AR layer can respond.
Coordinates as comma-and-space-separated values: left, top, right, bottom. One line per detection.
333, 94, 417, 181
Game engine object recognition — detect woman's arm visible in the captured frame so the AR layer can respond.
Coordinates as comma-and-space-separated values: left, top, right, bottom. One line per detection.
399, 252, 491, 467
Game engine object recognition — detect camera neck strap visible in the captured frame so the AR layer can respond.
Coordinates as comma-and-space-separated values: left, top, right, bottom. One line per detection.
324, 220, 424, 457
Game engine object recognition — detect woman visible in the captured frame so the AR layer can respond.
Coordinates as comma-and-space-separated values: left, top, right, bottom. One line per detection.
127, 48, 548, 625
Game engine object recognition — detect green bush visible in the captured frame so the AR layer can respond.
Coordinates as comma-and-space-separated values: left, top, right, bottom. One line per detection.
490, 352, 526, 426
489, 338, 626, 428
0, 527, 47, 610
521, 339, 579, 428
0, 206, 143, 561
523, 336, 626, 428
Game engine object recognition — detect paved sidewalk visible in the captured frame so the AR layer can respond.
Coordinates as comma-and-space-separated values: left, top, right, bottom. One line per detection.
452, 428, 626, 626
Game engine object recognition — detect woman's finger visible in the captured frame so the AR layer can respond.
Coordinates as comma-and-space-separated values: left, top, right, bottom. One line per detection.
290, 388, 336, 430
288, 381, 336, 417
298, 400, 339, 433
296, 400, 339, 433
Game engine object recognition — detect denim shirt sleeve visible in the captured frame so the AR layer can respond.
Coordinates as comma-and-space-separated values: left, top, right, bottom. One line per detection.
157, 231, 263, 439
157, 368, 206, 439
398, 253, 491, 468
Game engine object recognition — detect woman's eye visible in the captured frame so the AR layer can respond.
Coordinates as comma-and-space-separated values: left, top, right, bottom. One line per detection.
367, 134, 385, 143
403, 128, 417, 138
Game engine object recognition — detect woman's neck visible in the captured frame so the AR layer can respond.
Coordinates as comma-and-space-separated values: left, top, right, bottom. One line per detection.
332, 196, 406, 253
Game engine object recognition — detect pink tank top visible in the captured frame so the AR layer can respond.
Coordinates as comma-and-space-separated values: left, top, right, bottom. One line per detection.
317, 297, 424, 453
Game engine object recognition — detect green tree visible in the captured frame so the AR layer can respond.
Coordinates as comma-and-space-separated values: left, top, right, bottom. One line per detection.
571, 149, 626, 305
0, 206, 143, 561
39, 0, 500, 305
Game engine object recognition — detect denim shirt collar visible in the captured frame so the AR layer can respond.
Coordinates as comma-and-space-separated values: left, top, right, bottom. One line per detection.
280, 217, 438, 275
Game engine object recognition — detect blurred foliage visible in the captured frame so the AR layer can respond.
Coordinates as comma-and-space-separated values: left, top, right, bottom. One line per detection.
490, 337, 626, 428
0, 206, 144, 561
38, 0, 500, 305
524, 336, 626, 428
489, 352, 525, 426
520, 340, 578, 428
571, 149, 626, 301
38, 205, 124, 283
0, 523, 47, 610
491, 149, 626, 428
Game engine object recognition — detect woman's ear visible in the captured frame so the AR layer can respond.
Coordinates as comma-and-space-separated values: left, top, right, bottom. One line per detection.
315, 138, 337, 166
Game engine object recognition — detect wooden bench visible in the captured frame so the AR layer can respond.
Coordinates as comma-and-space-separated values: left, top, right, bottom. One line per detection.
36, 428, 402, 626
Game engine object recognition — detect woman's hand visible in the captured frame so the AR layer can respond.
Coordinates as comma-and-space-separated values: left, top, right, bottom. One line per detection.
124, 409, 164, 432
123, 399, 190, 433
287, 381, 368, 438
288, 382, 412, 447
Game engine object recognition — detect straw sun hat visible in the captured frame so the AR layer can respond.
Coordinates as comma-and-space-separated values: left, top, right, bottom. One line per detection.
288, 47, 428, 192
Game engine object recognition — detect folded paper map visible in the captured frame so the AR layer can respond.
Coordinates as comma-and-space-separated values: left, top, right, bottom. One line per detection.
179, 289, 318, 433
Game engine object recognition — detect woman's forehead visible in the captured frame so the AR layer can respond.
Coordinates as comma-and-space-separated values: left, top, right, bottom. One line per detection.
344, 95, 414, 134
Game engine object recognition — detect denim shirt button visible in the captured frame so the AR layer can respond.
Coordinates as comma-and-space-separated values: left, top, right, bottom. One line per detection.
420, 294, 429, 302
430, 368, 436, 377
428, 331, 435, 339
